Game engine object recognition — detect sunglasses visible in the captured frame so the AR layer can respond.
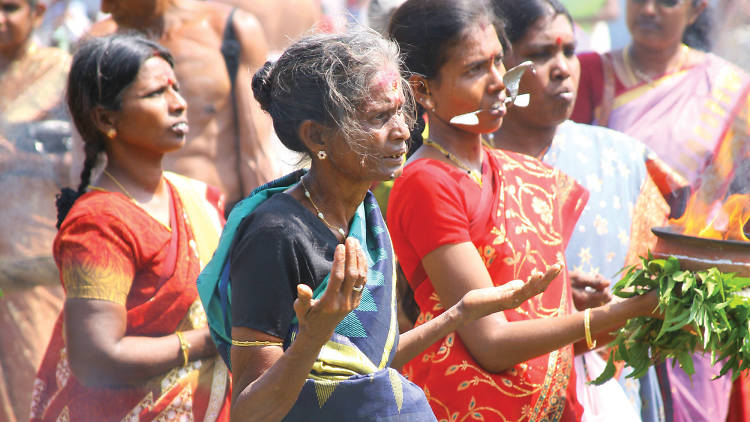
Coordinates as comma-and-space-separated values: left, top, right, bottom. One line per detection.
630, 0, 683, 7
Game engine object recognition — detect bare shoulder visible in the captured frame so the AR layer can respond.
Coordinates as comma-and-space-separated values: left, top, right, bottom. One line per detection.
228, 8, 268, 64
181, 0, 260, 34
224, 7, 266, 53
88, 17, 118, 37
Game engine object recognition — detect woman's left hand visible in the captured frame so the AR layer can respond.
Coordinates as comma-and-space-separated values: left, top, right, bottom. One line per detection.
458, 263, 561, 322
570, 271, 612, 310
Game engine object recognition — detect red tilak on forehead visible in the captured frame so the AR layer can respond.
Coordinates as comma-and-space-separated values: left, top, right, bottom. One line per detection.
373, 69, 400, 93
555, 36, 563, 47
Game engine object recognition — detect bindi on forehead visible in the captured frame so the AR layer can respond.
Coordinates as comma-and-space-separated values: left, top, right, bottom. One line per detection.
372, 68, 400, 93
555, 36, 562, 47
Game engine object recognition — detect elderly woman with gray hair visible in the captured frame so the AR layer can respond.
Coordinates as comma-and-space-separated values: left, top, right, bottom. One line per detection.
197, 29, 561, 421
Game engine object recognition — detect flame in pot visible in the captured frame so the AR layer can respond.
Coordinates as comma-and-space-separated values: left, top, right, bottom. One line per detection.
670, 194, 750, 241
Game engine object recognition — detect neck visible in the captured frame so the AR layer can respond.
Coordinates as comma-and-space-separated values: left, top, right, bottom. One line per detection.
425, 112, 484, 169
628, 41, 685, 77
105, 161, 165, 194
493, 116, 556, 159
0, 39, 33, 69
304, 166, 370, 231
103, 142, 166, 196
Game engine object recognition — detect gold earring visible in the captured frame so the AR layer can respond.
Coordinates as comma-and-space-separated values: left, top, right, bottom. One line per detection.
106, 129, 116, 139
317, 150, 327, 160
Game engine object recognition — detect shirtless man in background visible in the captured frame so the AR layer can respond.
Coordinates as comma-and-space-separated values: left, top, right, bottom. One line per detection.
213, 0, 321, 54
90, 0, 277, 209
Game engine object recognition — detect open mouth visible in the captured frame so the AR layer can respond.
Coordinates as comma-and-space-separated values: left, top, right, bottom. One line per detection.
171, 122, 189, 135
489, 100, 507, 115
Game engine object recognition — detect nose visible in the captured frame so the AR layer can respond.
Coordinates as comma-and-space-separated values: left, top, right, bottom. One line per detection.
639, 0, 657, 15
168, 87, 187, 114
391, 110, 410, 142
489, 62, 506, 93
551, 53, 571, 80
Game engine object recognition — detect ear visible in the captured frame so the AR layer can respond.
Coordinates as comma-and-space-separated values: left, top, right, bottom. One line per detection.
687, 0, 707, 25
297, 119, 330, 156
91, 106, 118, 138
409, 74, 435, 112
31, 2, 46, 27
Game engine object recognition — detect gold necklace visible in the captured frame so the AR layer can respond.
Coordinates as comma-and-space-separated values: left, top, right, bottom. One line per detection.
423, 139, 482, 186
623, 44, 689, 85
103, 170, 137, 201
300, 176, 347, 238
102, 170, 164, 205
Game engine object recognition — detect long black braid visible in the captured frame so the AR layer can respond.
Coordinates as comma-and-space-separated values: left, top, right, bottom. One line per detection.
55, 140, 104, 228
407, 103, 427, 158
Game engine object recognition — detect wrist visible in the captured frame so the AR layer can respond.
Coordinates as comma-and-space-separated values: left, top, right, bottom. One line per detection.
175, 331, 190, 366
295, 325, 334, 351
447, 300, 467, 331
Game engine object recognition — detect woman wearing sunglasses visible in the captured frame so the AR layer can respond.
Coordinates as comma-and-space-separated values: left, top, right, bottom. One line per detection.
571, 1, 750, 421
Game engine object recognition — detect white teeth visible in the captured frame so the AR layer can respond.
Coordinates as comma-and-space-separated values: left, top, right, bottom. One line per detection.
172, 122, 188, 133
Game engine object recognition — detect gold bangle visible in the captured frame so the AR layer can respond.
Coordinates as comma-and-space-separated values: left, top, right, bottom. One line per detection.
176, 331, 190, 367
584, 308, 597, 350
231, 339, 283, 347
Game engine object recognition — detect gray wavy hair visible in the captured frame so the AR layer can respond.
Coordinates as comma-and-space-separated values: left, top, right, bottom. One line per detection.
252, 28, 415, 159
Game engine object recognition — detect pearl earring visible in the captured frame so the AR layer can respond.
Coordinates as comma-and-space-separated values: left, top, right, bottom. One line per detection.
317, 150, 327, 160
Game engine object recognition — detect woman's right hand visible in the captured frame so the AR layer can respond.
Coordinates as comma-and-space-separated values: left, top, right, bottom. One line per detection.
293, 237, 368, 345
458, 263, 562, 322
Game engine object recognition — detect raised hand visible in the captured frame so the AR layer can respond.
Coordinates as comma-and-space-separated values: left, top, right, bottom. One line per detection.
293, 237, 368, 344
459, 263, 562, 322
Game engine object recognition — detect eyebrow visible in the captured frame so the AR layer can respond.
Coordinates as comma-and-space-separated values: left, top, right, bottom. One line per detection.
526, 40, 575, 49
464, 54, 503, 69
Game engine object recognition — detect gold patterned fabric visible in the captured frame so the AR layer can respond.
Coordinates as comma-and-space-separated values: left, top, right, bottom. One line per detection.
389, 147, 588, 421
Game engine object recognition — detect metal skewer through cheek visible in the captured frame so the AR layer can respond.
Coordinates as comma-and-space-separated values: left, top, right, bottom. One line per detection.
448, 61, 534, 126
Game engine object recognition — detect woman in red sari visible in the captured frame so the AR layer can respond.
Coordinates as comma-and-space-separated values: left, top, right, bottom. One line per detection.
387, 0, 660, 420
30, 35, 230, 421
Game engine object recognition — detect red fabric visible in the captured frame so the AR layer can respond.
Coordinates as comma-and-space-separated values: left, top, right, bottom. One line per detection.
727, 373, 750, 422
388, 147, 588, 422
30, 182, 229, 422
571, 52, 627, 124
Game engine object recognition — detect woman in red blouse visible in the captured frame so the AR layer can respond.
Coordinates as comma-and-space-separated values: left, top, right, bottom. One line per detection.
387, 0, 661, 420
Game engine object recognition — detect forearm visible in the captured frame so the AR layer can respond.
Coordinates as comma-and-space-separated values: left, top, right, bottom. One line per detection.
465, 294, 654, 373
69, 328, 214, 387
231, 334, 326, 422
393, 302, 463, 368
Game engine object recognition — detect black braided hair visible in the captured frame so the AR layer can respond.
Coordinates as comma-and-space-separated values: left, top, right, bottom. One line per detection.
55, 34, 174, 229
407, 103, 427, 158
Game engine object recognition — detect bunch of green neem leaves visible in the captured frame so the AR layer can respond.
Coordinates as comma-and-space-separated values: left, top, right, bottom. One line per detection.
591, 254, 750, 385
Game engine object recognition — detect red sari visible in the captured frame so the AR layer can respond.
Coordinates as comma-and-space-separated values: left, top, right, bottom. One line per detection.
30, 173, 229, 422
388, 147, 588, 422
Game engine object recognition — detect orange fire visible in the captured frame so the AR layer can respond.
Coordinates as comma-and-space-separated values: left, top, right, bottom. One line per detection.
670, 194, 750, 241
